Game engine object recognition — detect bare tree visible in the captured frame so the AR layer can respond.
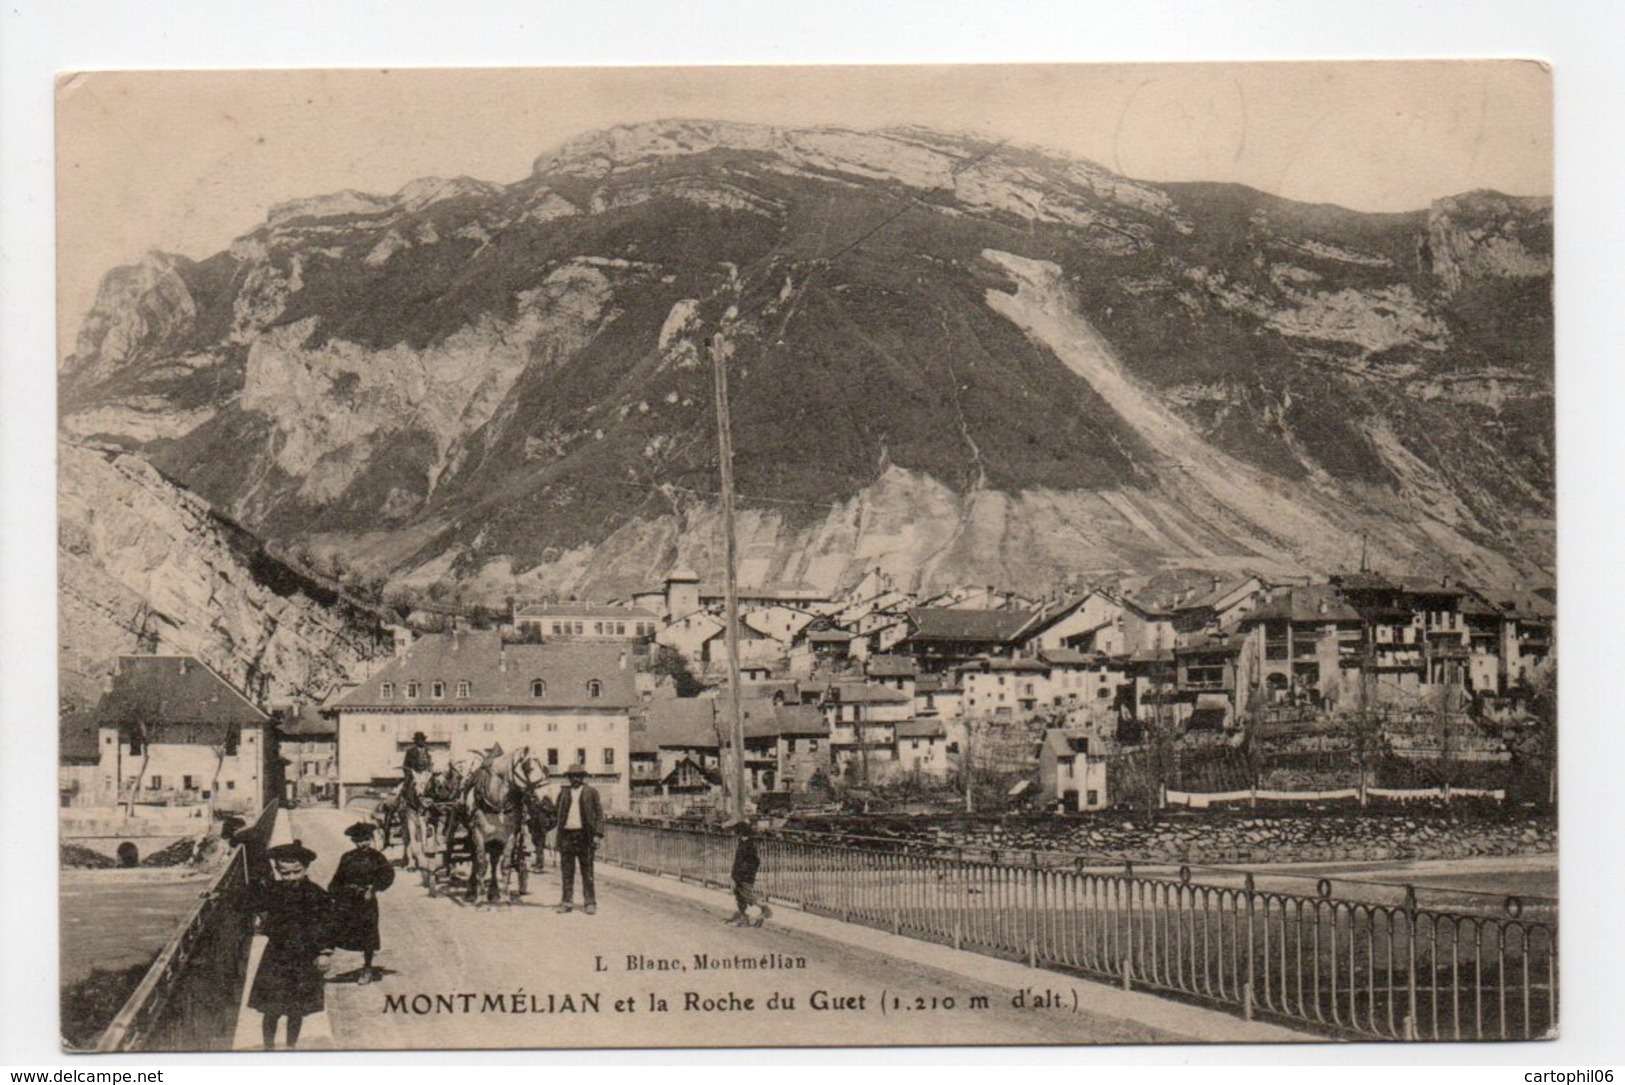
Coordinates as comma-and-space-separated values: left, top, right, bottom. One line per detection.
123, 717, 152, 817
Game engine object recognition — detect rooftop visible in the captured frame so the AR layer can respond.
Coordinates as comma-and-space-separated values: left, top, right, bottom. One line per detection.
905, 607, 1038, 644
1245, 585, 1363, 624
515, 602, 660, 619
93, 656, 269, 740
331, 631, 640, 711
864, 654, 918, 677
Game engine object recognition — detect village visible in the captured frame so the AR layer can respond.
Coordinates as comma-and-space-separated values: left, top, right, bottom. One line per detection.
59, 562, 1557, 833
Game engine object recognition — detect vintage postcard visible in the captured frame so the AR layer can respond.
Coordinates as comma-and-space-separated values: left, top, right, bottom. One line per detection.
55, 62, 1555, 1053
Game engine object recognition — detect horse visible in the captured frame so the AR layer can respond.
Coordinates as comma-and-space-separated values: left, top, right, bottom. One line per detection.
459, 745, 537, 904
418, 763, 466, 893
372, 796, 397, 849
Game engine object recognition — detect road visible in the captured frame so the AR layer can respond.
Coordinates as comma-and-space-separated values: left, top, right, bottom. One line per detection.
236, 807, 1303, 1051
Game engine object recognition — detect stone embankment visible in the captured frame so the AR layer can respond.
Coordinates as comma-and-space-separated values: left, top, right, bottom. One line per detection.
792, 808, 1556, 866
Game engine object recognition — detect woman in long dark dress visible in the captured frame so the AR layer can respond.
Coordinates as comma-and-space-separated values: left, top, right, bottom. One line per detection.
248, 840, 333, 1050
328, 822, 395, 983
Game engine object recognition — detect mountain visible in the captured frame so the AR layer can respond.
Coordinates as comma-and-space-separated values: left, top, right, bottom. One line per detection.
59, 120, 1554, 603
58, 443, 388, 716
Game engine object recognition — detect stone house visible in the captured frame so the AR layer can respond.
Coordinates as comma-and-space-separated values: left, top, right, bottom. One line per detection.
328, 631, 636, 810
89, 655, 273, 815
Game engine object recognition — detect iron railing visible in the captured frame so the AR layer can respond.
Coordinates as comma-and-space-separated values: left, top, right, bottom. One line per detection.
95, 801, 280, 1052
598, 819, 1556, 1041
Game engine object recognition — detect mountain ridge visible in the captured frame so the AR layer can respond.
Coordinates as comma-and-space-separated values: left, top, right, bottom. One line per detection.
59, 119, 1554, 604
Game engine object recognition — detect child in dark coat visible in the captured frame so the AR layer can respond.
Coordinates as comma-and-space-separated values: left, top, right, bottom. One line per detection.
329, 822, 395, 983
248, 840, 334, 1050
726, 819, 773, 927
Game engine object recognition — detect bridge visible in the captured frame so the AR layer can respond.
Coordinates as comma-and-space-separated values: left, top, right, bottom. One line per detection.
227, 807, 1302, 1050
98, 803, 1553, 1051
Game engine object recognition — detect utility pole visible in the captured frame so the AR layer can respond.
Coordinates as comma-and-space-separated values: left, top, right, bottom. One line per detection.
711, 331, 748, 821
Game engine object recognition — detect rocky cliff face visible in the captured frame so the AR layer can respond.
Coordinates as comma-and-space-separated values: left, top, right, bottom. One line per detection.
59, 120, 1554, 602
58, 442, 387, 715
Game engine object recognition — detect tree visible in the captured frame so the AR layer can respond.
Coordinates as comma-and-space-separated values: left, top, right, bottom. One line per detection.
123, 718, 152, 817
650, 646, 705, 698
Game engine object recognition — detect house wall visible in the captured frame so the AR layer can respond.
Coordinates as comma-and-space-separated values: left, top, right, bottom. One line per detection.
896, 734, 949, 778
336, 709, 630, 811
775, 735, 831, 792
96, 724, 266, 813
743, 605, 815, 644
961, 669, 1050, 717
1029, 594, 1122, 654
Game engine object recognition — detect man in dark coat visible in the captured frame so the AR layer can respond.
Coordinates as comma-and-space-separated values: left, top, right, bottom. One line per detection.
554, 763, 603, 914
328, 822, 395, 983
402, 732, 433, 774
249, 840, 333, 1050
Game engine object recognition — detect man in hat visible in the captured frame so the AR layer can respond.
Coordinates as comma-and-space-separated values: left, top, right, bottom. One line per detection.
403, 732, 434, 775
554, 763, 603, 914
328, 822, 396, 984
249, 840, 333, 1050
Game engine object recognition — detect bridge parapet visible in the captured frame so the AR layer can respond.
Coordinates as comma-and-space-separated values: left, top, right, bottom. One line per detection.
599, 817, 1557, 1042
94, 801, 280, 1052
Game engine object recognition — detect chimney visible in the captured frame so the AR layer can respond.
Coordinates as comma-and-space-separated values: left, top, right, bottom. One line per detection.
618, 651, 628, 671
178, 658, 188, 675
1441, 575, 1452, 588
1212, 576, 1222, 594
499, 645, 507, 673
102, 671, 115, 694
1317, 599, 1329, 615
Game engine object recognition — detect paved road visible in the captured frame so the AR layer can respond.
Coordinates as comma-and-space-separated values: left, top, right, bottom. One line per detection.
243, 808, 1301, 1051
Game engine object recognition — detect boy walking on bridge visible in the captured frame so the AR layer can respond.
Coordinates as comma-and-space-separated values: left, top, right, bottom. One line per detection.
725, 818, 772, 927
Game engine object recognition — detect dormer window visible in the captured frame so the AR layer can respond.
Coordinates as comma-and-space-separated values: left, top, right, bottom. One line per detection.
586, 680, 603, 699
380, 682, 394, 699
406, 682, 420, 699
531, 679, 547, 698
431, 681, 445, 699
456, 681, 471, 699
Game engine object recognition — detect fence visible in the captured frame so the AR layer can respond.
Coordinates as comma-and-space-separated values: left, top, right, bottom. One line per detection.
599, 819, 1556, 1041
95, 801, 280, 1052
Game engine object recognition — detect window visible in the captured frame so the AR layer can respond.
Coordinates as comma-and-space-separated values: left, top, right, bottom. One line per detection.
603, 748, 615, 767
1086, 790, 1098, 806
808, 739, 818, 751
380, 682, 394, 699
553, 622, 564, 635
183, 775, 195, 790
573, 622, 584, 635
547, 722, 558, 733
531, 679, 547, 698
586, 680, 602, 699
406, 682, 420, 698
547, 749, 559, 766
456, 681, 471, 699
226, 780, 236, 790
483, 723, 494, 732
594, 622, 604, 635
615, 622, 626, 635
149, 775, 162, 790
576, 748, 586, 766
431, 681, 445, 699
